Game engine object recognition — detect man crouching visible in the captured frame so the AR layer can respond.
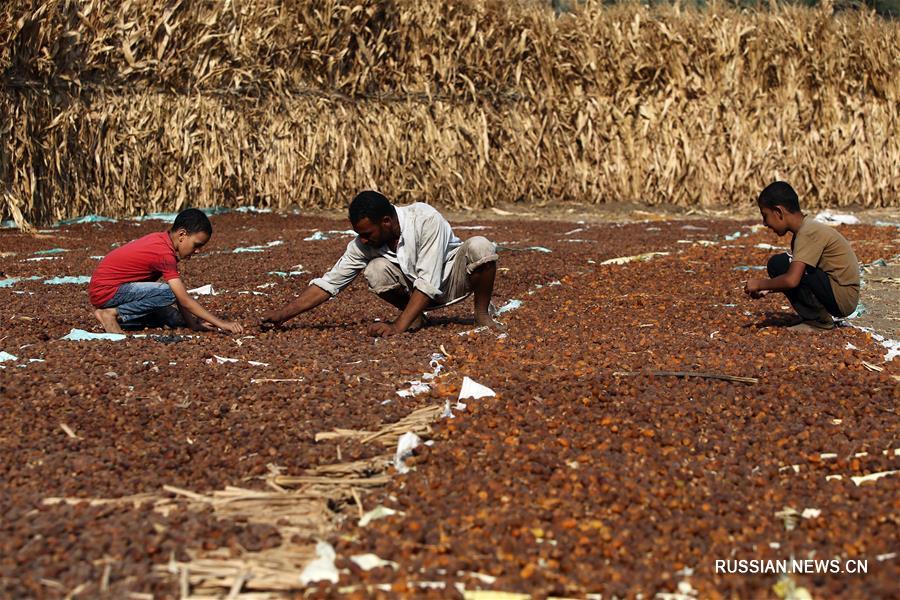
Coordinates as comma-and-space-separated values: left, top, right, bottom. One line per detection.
261, 191, 501, 336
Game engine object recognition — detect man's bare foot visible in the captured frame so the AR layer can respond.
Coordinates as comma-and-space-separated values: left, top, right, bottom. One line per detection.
475, 313, 507, 331
93, 308, 124, 333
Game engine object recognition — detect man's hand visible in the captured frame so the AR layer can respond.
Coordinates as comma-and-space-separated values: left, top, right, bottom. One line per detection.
219, 320, 244, 334
368, 321, 401, 338
259, 311, 284, 330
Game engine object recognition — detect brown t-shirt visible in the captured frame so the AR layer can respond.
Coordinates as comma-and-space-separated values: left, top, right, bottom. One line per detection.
791, 216, 860, 316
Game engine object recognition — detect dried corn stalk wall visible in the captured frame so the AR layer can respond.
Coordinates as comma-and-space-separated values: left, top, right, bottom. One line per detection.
1, 0, 898, 224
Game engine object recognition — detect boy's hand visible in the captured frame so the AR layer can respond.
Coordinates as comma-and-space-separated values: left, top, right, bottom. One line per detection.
368, 322, 400, 338
744, 278, 769, 298
219, 320, 244, 334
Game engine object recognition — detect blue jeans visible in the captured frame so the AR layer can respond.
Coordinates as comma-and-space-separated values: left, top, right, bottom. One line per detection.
103, 282, 185, 329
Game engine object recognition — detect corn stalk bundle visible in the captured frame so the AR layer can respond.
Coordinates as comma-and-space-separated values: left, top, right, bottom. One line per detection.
2, 0, 898, 226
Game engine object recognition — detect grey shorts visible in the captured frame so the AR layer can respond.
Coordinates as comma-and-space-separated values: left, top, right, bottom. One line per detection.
363, 236, 498, 308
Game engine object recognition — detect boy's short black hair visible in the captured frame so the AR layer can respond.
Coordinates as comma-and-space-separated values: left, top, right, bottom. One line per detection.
348, 191, 396, 225
171, 208, 213, 235
758, 181, 801, 213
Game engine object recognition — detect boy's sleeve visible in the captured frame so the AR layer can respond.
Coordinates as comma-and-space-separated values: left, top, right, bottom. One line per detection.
310, 239, 368, 296
157, 254, 181, 281
792, 227, 826, 268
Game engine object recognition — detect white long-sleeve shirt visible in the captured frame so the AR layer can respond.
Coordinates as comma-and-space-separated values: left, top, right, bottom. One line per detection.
310, 203, 462, 299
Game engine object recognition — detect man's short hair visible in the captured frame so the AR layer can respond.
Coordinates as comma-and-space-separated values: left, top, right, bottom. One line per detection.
758, 181, 801, 213
171, 208, 213, 235
349, 191, 396, 225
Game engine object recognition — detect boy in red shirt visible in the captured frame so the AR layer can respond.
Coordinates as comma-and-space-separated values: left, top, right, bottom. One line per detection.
89, 209, 243, 334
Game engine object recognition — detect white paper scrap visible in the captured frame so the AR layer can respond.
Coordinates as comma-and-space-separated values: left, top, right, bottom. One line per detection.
397, 381, 430, 398
459, 376, 496, 400
207, 355, 239, 364
394, 432, 422, 474
299, 541, 339, 585
358, 505, 399, 527
350, 554, 398, 571
851, 470, 899, 486
187, 284, 216, 296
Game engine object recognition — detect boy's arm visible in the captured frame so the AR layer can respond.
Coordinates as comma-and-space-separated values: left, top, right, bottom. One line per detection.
260, 284, 331, 327
168, 278, 244, 333
745, 260, 806, 295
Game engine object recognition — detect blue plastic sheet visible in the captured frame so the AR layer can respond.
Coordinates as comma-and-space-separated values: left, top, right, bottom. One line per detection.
847, 303, 866, 319
132, 212, 178, 222
495, 299, 523, 315
0, 276, 42, 288
44, 276, 91, 285
61, 329, 126, 341
33, 248, 69, 255
732, 265, 767, 271
0, 351, 17, 362
233, 240, 283, 253
57, 215, 117, 225
303, 230, 356, 241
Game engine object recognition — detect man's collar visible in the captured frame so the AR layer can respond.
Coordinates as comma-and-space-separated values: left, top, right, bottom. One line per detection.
395, 205, 408, 245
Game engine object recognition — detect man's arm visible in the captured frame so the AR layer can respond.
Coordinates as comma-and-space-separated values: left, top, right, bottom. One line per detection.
260, 240, 369, 328
368, 289, 431, 337
744, 260, 806, 296
168, 278, 244, 333
260, 284, 331, 327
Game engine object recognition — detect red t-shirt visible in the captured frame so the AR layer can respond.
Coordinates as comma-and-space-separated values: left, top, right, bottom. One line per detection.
89, 231, 181, 307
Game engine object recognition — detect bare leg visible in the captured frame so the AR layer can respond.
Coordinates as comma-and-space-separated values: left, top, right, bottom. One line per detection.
93, 308, 124, 334
470, 262, 501, 328
376, 288, 426, 330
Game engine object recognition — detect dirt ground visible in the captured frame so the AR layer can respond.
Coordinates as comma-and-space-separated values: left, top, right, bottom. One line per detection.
0, 208, 897, 599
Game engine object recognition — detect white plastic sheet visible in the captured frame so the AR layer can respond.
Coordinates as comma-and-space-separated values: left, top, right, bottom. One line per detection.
815, 211, 860, 226
601, 252, 669, 265
61, 329, 126, 341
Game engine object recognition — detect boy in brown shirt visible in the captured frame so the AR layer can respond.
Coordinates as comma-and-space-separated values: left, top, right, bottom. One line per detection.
744, 181, 860, 332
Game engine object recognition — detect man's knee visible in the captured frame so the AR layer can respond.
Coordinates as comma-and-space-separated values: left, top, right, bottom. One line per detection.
364, 258, 401, 292
462, 236, 498, 272
767, 253, 791, 278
